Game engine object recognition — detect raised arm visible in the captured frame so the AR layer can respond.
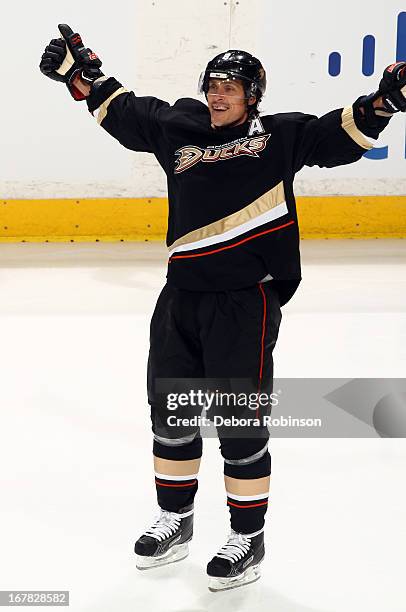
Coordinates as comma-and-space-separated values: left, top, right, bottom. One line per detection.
40, 24, 170, 157
281, 62, 406, 173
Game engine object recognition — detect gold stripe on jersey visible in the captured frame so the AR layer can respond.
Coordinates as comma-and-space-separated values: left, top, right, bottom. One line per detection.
168, 181, 286, 251
341, 106, 374, 150
95, 87, 129, 125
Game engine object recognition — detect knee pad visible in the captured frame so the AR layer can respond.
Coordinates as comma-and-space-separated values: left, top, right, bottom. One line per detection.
221, 439, 271, 479
153, 432, 202, 461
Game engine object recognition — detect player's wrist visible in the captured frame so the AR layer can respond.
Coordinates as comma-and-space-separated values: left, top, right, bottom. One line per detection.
70, 73, 92, 98
371, 96, 384, 110
359, 97, 393, 119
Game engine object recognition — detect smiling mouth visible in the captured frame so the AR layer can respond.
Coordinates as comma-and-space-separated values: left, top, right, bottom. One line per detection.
212, 105, 229, 112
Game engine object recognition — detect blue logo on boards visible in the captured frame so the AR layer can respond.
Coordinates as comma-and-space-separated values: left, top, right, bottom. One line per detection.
328, 12, 406, 160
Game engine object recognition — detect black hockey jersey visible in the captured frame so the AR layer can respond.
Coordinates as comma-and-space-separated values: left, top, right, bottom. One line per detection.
87, 77, 388, 305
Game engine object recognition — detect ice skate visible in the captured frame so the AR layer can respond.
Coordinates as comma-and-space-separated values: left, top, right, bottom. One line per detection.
134, 505, 194, 570
207, 529, 264, 591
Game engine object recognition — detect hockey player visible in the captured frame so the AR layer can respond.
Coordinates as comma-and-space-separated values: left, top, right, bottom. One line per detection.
40, 25, 405, 592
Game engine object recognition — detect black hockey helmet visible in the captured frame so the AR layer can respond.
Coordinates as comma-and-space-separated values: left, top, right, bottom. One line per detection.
198, 50, 266, 103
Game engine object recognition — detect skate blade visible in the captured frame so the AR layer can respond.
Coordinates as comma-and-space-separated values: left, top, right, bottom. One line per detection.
136, 542, 189, 570
208, 563, 261, 592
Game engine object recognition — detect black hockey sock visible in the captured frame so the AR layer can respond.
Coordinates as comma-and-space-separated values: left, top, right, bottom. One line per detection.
226, 491, 269, 534
222, 444, 271, 534
155, 473, 198, 512
152, 437, 202, 512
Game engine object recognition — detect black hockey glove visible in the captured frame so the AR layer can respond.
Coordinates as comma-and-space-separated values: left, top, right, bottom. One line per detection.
370, 62, 406, 114
39, 24, 103, 101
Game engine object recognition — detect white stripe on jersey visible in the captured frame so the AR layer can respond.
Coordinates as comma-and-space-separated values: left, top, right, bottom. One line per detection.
168, 201, 288, 257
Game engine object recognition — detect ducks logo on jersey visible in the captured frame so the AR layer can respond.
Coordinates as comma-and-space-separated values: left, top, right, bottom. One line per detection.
174, 135, 270, 174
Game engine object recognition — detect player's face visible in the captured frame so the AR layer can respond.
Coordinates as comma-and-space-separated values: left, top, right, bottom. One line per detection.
207, 78, 255, 127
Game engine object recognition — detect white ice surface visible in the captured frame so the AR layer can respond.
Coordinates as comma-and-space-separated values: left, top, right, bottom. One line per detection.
0, 240, 405, 612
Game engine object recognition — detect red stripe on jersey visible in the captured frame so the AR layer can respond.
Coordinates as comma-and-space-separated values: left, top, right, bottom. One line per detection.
169, 220, 295, 261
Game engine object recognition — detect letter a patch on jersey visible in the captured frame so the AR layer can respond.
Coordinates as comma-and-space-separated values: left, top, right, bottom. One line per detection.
248, 116, 265, 136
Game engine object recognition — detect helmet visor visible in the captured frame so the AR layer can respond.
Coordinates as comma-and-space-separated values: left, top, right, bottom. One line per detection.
197, 71, 251, 99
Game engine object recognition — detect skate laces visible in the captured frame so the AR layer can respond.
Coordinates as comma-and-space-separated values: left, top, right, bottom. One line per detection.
144, 510, 182, 542
216, 530, 251, 563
